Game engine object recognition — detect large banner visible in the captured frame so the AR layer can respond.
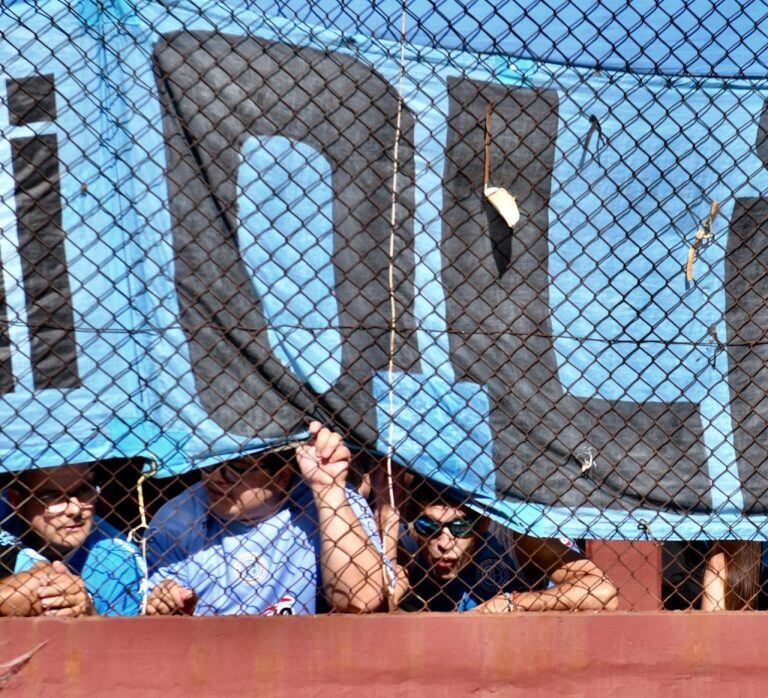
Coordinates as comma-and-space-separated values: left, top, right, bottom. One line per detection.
1, 0, 768, 539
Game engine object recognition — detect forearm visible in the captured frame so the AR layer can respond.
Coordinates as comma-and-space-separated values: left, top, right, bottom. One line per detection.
476, 561, 618, 613
314, 486, 386, 613
515, 573, 617, 611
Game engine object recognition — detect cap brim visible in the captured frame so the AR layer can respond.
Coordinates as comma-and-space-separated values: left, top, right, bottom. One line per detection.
191, 435, 307, 472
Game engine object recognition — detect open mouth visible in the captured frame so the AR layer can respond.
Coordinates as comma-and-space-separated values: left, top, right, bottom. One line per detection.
434, 559, 458, 569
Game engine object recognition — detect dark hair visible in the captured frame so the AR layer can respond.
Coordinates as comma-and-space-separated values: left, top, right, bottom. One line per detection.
713, 541, 762, 610
255, 449, 295, 474
405, 474, 477, 522
5, 461, 99, 494
346, 448, 380, 490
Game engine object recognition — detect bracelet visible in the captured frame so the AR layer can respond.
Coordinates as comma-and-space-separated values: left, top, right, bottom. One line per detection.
504, 591, 513, 613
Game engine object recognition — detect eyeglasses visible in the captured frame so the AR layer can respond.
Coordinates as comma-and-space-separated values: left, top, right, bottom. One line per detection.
412, 515, 474, 539
33, 483, 101, 514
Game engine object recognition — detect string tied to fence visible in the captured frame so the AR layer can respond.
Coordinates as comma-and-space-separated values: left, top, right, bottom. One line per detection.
483, 102, 520, 228
129, 459, 158, 615
686, 199, 720, 282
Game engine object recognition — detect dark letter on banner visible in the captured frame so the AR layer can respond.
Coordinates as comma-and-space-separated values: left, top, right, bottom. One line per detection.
724, 109, 768, 514
441, 78, 711, 513
8, 74, 80, 391
725, 196, 768, 515
724, 108, 768, 515
153, 32, 420, 440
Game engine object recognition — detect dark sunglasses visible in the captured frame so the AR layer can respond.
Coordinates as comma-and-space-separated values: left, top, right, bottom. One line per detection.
412, 515, 474, 538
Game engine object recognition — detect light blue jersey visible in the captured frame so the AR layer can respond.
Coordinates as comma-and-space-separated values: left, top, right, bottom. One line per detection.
14, 516, 146, 616
147, 481, 382, 616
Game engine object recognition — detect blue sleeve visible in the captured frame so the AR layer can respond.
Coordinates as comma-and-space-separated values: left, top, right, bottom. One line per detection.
147, 485, 208, 589
146, 518, 193, 590
13, 547, 48, 573
344, 486, 396, 582
145, 488, 208, 590
81, 538, 146, 617
345, 487, 380, 544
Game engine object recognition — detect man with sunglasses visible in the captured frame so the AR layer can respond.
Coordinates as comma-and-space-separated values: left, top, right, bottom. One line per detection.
1, 462, 145, 616
145, 422, 387, 616
396, 476, 618, 612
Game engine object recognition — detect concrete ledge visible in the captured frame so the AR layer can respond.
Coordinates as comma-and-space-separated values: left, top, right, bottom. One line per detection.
0, 613, 765, 696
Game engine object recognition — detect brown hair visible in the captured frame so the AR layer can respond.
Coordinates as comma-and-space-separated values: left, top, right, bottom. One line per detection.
405, 474, 479, 524
713, 541, 762, 610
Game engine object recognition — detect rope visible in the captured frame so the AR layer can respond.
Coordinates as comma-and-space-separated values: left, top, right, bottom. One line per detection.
129, 459, 157, 615
386, 0, 408, 511
686, 200, 720, 282
382, 0, 408, 607
484, 102, 492, 189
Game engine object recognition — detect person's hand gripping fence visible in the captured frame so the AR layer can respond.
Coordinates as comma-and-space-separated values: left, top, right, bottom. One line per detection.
295, 422, 351, 490
145, 578, 197, 616
37, 561, 94, 617
297, 422, 387, 613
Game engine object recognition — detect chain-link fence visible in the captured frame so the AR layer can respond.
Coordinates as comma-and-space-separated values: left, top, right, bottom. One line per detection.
0, 0, 766, 616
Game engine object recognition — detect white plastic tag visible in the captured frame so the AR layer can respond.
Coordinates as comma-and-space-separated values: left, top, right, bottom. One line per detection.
484, 185, 520, 228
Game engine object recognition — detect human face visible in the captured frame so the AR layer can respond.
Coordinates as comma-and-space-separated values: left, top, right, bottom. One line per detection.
15, 464, 98, 556
415, 503, 477, 581
202, 454, 291, 522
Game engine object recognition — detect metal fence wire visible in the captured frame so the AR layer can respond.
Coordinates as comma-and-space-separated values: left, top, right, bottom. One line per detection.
0, 0, 766, 616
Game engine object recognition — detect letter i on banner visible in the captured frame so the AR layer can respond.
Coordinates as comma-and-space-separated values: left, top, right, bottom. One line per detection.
3, 74, 80, 392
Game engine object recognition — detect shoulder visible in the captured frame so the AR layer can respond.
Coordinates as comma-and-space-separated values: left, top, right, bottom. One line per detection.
0, 529, 24, 575
477, 531, 512, 557
148, 482, 208, 541
289, 482, 373, 518
83, 518, 141, 565
87, 517, 129, 543
472, 531, 525, 593
289, 482, 381, 545
344, 485, 375, 519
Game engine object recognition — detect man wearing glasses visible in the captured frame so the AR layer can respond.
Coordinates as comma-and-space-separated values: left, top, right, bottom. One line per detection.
145, 422, 387, 616
1, 462, 145, 616
395, 475, 618, 612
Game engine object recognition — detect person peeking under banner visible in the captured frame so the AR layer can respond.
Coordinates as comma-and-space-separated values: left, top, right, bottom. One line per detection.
144, 422, 388, 616
0, 533, 91, 617
387, 474, 618, 613
0, 463, 145, 617
700, 541, 762, 611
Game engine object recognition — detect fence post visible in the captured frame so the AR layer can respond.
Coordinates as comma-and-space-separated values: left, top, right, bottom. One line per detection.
586, 541, 663, 610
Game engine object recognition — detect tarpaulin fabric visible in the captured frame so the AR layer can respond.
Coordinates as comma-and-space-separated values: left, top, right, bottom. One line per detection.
2, 0, 768, 539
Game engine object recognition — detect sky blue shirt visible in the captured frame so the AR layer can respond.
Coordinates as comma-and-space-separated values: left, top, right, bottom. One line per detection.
13, 516, 146, 617
147, 481, 383, 616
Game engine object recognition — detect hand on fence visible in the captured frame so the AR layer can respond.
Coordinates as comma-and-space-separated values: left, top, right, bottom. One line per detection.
296, 421, 351, 491
0, 563, 54, 616
37, 561, 94, 617
145, 579, 197, 616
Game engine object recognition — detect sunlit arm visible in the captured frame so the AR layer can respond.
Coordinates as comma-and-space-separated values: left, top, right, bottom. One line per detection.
475, 534, 618, 612
0, 564, 56, 616
313, 485, 386, 613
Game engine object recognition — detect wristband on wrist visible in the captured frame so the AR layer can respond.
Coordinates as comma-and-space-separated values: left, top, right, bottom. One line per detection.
504, 591, 520, 613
